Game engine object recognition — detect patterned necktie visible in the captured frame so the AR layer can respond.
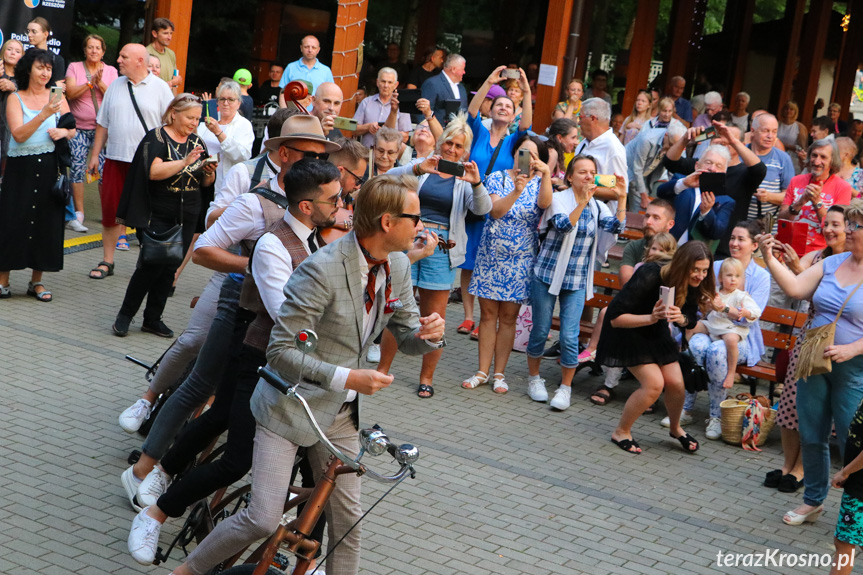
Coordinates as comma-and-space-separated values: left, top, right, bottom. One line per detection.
358, 242, 391, 313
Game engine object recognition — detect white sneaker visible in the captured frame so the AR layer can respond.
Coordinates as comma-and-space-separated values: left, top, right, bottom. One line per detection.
366, 343, 381, 363
65, 219, 88, 233
660, 411, 694, 428
121, 466, 144, 512
128, 507, 162, 565
549, 386, 572, 411
137, 467, 171, 508
119, 399, 152, 434
527, 378, 548, 402
706, 417, 723, 440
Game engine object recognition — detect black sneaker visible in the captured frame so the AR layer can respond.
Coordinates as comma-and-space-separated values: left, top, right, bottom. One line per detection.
542, 341, 561, 359
142, 321, 174, 338
113, 314, 132, 337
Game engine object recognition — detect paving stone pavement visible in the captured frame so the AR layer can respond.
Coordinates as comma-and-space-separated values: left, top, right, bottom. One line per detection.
0, 240, 843, 574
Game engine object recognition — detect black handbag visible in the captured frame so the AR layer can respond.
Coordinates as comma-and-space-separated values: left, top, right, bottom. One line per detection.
51, 168, 71, 206
679, 334, 709, 393
140, 185, 184, 266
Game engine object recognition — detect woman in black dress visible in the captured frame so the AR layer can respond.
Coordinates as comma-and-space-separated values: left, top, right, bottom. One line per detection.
596, 241, 715, 454
114, 93, 216, 337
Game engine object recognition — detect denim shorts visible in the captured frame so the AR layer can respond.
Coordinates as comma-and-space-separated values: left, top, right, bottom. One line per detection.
411, 227, 456, 291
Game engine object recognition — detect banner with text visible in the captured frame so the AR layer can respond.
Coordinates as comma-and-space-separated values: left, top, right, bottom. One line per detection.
0, 0, 76, 59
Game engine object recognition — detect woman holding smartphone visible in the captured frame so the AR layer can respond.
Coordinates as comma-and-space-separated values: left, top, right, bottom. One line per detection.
0, 48, 75, 302
113, 94, 216, 337
377, 114, 492, 398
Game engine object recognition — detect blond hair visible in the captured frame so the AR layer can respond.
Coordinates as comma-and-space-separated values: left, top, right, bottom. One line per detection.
435, 112, 473, 158
845, 198, 863, 225
353, 174, 419, 238
161, 93, 202, 125
644, 232, 676, 263
719, 257, 745, 289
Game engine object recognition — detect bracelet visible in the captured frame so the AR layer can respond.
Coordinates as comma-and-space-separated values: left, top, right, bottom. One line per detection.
413, 163, 423, 177
216, 131, 224, 138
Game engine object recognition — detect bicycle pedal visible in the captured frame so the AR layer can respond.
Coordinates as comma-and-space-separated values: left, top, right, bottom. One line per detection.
271, 551, 291, 570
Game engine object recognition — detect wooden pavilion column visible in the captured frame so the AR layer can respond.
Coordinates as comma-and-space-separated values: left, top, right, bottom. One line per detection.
572, 0, 593, 82
249, 0, 283, 86
413, 0, 442, 66
723, 0, 755, 101
663, 0, 705, 96
797, 0, 834, 124
768, 0, 806, 115
155, 0, 193, 92
533, 0, 575, 134
621, 0, 660, 115
332, 0, 369, 117
832, 0, 863, 121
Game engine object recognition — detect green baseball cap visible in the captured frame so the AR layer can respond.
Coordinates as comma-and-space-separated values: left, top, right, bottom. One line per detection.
233, 68, 252, 86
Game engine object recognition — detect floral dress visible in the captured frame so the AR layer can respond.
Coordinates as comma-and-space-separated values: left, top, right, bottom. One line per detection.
469, 171, 544, 304
846, 167, 863, 200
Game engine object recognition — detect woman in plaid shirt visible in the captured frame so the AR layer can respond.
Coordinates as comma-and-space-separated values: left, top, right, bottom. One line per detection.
525, 154, 627, 411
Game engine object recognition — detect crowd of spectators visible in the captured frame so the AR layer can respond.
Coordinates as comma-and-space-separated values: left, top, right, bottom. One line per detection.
7, 15, 863, 574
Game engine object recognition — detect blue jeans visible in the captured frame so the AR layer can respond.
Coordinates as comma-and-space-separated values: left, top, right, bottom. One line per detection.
798, 355, 863, 506
526, 277, 586, 369
685, 333, 751, 419
141, 275, 244, 460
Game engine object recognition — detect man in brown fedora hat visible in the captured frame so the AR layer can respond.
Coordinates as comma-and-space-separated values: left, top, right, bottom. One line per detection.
119, 115, 344, 518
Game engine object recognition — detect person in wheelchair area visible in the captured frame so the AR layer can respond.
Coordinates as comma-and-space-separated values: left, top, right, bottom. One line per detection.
168, 174, 446, 575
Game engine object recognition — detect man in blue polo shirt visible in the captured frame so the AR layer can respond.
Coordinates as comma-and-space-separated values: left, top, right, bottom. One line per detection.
279, 35, 334, 93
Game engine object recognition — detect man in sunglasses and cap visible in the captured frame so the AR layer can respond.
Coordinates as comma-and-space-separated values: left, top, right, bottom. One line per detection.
119, 115, 344, 516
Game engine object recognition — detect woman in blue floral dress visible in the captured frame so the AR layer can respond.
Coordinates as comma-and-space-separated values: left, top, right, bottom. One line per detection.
463, 135, 552, 393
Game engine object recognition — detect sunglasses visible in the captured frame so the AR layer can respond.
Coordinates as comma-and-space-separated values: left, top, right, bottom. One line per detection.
285, 146, 330, 161
395, 213, 421, 225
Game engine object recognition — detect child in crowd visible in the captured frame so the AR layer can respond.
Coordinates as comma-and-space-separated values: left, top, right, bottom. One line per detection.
829, 397, 863, 575
690, 257, 761, 389
578, 233, 677, 363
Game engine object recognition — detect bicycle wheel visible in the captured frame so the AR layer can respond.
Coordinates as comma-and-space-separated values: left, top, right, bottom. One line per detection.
207, 564, 283, 575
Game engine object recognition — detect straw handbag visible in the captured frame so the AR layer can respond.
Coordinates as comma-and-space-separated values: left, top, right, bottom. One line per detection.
720, 394, 776, 447
794, 277, 863, 381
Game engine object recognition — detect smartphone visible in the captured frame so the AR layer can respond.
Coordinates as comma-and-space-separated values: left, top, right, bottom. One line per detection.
444, 99, 461, 115
397, 89, 422, 113
332, 116, 358, 131
659, 285, 675, 309
693, 126, 716, 143
594, 174, 616, 188
501, 69, 520, 80
201, 155, 219, 167
50, 86, 63, 103
437, 159, 465, 177
517, 149, 531, 174
699, 172, 727, 195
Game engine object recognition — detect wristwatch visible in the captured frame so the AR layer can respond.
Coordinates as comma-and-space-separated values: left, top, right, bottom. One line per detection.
815, 200, 824, 209
723, 305, 730, 314
788, 204, 800, 215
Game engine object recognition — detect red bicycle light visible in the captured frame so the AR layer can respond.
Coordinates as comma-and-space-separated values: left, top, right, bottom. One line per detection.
299, 332, 308, 342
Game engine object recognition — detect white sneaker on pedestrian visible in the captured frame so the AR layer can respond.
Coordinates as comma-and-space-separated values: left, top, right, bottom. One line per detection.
366, 343, 381, 363
128, 507, 162, 565
119, 399, 152, 434
549, 385, 572, 411
121, 466, 144, 512
706, 417, 723, 440
66, 219, 88, 233
660, 411, 694, 428
527, 378, 548, 402
137, 466, 171, 508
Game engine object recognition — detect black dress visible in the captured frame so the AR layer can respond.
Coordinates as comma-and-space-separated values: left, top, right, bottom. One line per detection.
596, 262, 699, 368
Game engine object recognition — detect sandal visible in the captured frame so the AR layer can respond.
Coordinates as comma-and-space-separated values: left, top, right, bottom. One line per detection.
764, 469, 783, 488
116, 235, 130, 251
670, 432, 699, 453
461, 371, 488, 389
456, 319, 475, 334
0, 284, 10, 299
417, 383, 434, 399
492, 373, 508, 394
26, 282, 52, 302
469, 327, 479, 341
611, 437, 641, 454
89, 261, 114, 279
589, 386, 615, 406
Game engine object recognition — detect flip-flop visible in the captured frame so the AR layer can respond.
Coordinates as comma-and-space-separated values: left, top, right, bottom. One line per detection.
417, 383, 434, 399
456, 320, 475, 334
670, 432, 699, 453
611, 437, 641, 454
116, 235, 130, 251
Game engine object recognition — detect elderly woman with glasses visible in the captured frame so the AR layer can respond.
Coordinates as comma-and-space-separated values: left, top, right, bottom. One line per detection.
377, 113, 492, 398
198, 79, 255, 187
759, 200, 863, 528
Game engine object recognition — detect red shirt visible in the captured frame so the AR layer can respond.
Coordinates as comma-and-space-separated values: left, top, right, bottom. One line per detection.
782, 173, 852, 255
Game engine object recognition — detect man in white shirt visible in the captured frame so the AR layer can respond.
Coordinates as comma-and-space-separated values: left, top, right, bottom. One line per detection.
87, 43, 173, 280
170, 174, 446, 575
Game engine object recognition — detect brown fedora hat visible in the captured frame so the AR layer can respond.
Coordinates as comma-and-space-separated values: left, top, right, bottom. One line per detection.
264, 115, 342, 153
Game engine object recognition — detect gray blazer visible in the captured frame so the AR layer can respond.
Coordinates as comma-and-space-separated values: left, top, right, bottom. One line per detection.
251, 231, 432, 446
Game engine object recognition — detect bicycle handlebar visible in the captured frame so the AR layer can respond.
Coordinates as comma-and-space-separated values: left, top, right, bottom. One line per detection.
257, 365, 417, 483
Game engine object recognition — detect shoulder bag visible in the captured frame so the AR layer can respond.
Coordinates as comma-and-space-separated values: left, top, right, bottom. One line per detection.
679, 332, 709, 393
795, 277, 863, 380
139, 129, 184, 266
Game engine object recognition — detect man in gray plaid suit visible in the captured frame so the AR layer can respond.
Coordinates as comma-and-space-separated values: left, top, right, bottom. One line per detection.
173, 174, 445, 575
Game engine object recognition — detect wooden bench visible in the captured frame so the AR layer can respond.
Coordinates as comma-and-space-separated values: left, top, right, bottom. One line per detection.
549, 271, 620, 339
737, 305, 807, 401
